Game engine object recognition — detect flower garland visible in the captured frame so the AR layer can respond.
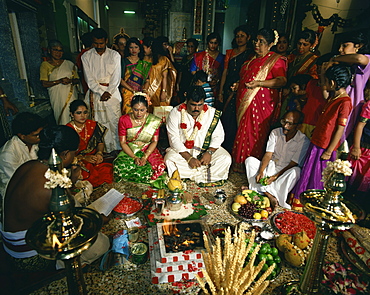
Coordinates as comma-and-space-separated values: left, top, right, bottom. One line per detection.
178, 103, 208, 149
321, 159, 352, 184
44, 168, 72, 189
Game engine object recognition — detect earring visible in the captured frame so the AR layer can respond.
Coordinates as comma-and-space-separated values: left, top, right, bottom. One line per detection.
355, 48, 359, 53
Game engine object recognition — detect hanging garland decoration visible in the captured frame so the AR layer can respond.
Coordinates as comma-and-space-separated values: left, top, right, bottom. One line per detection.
311, 4, 352, 33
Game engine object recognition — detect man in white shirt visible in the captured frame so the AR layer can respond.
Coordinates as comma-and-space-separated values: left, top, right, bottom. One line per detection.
0, 112, 44, 196
245, 110, 310, 208
82, 28, 121, 152
165, 86, 231, 186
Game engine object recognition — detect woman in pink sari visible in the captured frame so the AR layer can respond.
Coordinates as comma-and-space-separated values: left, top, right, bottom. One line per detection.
232, 28, 287, 172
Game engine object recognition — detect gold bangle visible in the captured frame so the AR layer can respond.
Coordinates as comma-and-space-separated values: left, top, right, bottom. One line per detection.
259, 81, 263, 87
162, 89, 167, 92
187, 157, 194, 164
96, 151, 103, 156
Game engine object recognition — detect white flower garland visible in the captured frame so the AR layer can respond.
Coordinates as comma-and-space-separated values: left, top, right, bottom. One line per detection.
273, 30, 279, 46
44, 168, 72, 189
321, 159, 352, 184
181, 108, 206, 142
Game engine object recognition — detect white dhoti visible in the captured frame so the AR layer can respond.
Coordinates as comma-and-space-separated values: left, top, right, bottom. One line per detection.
245, 156, 301, 209
165, 147, 231, 184
86, 89, 121, 153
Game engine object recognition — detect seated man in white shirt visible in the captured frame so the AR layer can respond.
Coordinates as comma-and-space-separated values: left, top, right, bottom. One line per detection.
0, 112, 44, 196
245, 110, 310, 208
165, 86, 232, 186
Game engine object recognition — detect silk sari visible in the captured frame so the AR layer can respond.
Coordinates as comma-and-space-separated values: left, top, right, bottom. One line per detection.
67, 119, 113, 187
40, 60, 79, 124
191, 50, 225, 97
232, 52, 286, 172
121, 59, 152, 114
114, 114, 165, 183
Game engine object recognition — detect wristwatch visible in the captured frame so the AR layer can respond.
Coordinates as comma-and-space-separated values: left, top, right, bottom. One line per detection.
206, 149, 215, 155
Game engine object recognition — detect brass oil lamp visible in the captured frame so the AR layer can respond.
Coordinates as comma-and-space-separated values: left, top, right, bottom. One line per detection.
276, 160, 360, 295
26, 149, 102, 294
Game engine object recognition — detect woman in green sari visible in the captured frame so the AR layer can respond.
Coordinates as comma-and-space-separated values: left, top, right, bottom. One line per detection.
114, 93, 165, 183
121, 38, 152, 114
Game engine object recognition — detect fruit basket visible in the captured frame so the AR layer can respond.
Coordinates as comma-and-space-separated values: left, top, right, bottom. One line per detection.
113, 195, 143, 218
230, 190, 275, 221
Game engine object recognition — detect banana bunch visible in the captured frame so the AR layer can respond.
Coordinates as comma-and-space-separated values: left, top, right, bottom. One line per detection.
167, 169, 183, 191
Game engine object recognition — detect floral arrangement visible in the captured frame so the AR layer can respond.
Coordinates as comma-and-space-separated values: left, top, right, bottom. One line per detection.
44, 168, 72, 189
322, 262, 368, 295
321, 159, 352, 184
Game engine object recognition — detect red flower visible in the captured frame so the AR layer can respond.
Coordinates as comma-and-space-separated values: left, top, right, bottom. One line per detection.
203, 104, 208, 112
184, 140, 194, 149
180, 123, 187, 129
194, 121, 202, 129
178, 103, 187, 111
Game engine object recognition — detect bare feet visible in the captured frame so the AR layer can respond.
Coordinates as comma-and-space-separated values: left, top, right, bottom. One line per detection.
264, 192, 278, 208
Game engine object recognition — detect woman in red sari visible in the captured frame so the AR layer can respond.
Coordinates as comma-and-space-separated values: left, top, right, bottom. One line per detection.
191, 32, 225, 98
67, 100, 113, 187
232, 28, 287, 172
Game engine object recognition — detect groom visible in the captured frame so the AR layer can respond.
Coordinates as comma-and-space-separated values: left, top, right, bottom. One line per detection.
165, 86, 231, 186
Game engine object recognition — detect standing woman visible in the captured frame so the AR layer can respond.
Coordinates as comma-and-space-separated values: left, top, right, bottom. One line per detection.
273, 33, 290, 57
176, 38, 199, 103
191, 32, 225, 98
66, 100, 113, 187
40, 40, 79, 125
232, 28, 287, 173
120, 37, 152, 114
143, 37, 177, 111
219, 25, 253, 153
112, 32, 129, 59
287, 29, 318, 80
330, 31, 370, 140
114, 93, 165, 183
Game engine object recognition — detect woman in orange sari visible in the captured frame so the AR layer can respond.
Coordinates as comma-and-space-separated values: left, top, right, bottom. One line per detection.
67, 100, 113, 187
232, 28, 287, 172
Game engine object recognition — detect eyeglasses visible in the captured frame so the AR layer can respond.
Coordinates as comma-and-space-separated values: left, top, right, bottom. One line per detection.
280, 119, 298, 127
252, 39, 268, 45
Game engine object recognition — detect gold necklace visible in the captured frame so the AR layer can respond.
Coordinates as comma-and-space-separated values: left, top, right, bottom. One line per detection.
132, 113, 147, 126
322, 91, 346, 113
72, 121, 88, 141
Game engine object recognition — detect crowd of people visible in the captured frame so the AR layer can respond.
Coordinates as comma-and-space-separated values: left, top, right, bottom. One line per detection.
1, 25, 370, 271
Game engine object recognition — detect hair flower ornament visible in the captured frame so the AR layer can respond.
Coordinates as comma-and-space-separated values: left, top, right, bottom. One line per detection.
273, 30, 279, 46
131, 91, 152, 105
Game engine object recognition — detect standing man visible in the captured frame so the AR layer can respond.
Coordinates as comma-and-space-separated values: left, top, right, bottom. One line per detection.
82, 28, 121, 153
0, 112, 44, 196
165, 86, 231, 186
245, 111, 310, 208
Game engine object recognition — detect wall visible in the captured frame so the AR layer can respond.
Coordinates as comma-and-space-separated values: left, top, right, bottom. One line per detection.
302, 0, 369, 54
107, 1, 145, 41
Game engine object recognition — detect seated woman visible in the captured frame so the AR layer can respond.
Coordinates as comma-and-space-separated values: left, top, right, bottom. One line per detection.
66, 100, 113, 187
114, 93, 165, 183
